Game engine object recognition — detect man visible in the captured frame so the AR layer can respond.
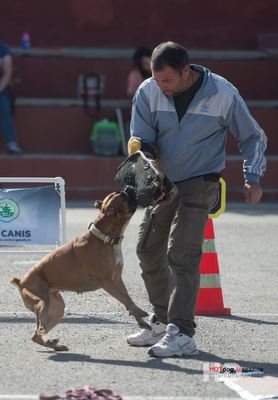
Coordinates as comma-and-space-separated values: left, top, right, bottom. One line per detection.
0, 41, 22, 154
126, 41, 267, 358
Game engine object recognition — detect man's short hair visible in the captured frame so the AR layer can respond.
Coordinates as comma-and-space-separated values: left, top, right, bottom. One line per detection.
151, 42, 189, 73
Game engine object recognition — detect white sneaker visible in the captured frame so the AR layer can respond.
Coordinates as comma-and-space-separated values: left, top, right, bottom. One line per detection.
7, 142, 22, 155
148, 323, 199, 357
127, 313, 166, 346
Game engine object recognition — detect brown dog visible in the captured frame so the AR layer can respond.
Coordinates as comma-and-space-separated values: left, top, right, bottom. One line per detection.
10, 190, 149, 351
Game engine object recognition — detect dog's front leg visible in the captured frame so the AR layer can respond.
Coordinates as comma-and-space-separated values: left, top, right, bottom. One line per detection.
101, 278, 150, 329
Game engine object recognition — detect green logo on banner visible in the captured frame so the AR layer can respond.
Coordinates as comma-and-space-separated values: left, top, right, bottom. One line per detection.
0, 198, 20, 222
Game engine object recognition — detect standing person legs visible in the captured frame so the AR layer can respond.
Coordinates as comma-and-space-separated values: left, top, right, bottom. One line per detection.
127, 176, 219, 354
148, 177, 219, 357
127, 196, 178, 347
136, 198, 179, 324
167, 177, 219, 337
0, 90, 21, 153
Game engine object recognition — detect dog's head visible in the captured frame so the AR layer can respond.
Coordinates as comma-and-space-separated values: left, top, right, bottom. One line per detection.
94, 188, 137, 219
115, 151, 177, 207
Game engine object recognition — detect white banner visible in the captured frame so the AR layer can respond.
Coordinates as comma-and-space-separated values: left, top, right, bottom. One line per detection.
0, 186, 60, 245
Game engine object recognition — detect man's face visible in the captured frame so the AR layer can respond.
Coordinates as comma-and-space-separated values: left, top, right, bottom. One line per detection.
152, 65, 190, 96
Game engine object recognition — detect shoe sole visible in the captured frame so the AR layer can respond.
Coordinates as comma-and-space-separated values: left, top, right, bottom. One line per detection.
126, 333, 165, 347
148, 348, 199, 357
127, 336, 164, 347
127, 342, 152, 347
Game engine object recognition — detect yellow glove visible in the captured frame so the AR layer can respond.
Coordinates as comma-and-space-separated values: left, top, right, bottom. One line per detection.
128, 137, 159, 160
128, 137, 141, 155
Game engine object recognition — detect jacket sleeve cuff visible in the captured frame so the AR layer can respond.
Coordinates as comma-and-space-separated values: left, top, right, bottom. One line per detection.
244, 172, 260, 184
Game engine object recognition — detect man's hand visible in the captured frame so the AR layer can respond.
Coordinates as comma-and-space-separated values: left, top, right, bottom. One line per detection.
243, 182, 263, 204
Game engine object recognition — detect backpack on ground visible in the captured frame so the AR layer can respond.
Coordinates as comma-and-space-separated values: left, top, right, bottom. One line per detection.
90, 119, 122, 156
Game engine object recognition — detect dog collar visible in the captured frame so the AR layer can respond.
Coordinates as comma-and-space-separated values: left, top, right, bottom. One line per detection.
88, 223, 123, 245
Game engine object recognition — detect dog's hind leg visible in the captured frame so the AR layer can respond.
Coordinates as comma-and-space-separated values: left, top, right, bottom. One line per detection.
44, 291, 68, 351
21, 287, 50, 344
101, 278, 150, 329
21, 288, 68, 351
46, 290, 65, 332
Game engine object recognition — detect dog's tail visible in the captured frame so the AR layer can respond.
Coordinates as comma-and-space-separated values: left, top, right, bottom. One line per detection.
10, 277, 21, 287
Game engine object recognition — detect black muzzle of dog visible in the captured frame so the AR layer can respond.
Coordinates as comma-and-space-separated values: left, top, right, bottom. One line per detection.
115, 151, 176, 207
121, 185, 138, 213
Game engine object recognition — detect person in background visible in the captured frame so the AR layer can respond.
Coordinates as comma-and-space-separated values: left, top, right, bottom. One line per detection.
126, 41, 267, 358
126, 46, 152, 98
0, 41, 22, 154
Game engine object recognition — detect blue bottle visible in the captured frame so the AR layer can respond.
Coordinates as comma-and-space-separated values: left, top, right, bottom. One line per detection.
21, 32, 31, 49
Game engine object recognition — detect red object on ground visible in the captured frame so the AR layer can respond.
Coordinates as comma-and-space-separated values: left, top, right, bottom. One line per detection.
195, 218, 231, 316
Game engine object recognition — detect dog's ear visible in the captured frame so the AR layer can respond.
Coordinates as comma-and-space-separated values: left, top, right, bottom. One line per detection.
94, 200, 103, 209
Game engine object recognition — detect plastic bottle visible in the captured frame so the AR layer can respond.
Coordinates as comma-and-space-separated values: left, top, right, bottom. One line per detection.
21, 32, 31, 49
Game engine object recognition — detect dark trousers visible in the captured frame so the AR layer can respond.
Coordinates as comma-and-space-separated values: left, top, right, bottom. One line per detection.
0, 89, 17, 146
136, 176, 219, 337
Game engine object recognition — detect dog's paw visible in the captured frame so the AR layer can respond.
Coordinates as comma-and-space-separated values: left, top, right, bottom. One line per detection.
134, 308, 148, 319
141, 310, 149, 318
49, 338, 58, 345
49, 338, 69, 351
54, 344, 69, 352
137, 318, 151, 330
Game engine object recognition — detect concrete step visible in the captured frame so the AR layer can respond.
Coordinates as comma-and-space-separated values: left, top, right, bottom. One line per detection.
0, 104, 130, 154
0, 103, 276, 154
13, 56, 278, 100
0, 154, 122, 201
12, 47, 278, 60
0, 155, 277, 202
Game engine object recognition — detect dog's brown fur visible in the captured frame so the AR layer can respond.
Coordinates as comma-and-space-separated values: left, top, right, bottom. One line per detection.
10, 191, 149, 351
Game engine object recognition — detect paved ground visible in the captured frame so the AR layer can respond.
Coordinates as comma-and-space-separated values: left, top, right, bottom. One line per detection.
0, 202, 277, 399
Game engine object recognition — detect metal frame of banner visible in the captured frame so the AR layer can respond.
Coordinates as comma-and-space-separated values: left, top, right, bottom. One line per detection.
0, 177, 67, 254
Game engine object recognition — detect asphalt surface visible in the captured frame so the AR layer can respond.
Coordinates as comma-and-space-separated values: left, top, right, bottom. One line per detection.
0, 202, 277, 399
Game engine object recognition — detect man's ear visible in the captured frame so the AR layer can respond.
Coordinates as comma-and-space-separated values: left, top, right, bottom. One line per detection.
94, 200, 102, 209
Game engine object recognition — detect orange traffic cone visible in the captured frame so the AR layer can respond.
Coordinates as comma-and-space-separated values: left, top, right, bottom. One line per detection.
195, 218, 231, 316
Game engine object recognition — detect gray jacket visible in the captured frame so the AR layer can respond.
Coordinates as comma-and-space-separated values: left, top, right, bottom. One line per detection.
130, 64, 267, 183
